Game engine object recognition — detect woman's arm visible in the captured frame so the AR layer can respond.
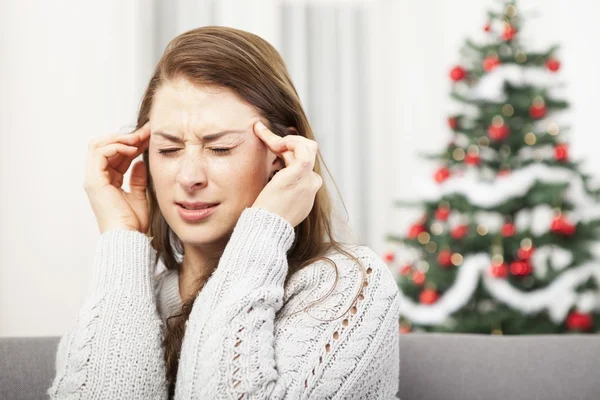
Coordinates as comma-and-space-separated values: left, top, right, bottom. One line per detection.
47, 229, 168, 399
174, 207, 401, 399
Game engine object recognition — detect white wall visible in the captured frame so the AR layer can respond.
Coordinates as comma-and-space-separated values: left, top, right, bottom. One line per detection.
0, 0, 156, 336
1, 0, 599, 337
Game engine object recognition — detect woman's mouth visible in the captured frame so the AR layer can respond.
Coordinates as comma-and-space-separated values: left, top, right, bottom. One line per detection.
176, 203, 219, 222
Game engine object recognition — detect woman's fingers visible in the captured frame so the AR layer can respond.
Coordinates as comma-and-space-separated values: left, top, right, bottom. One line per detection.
253, 121, 318, 170
96, 143, 139, 171
115, 135, 150, 174
89, 122, 151, 149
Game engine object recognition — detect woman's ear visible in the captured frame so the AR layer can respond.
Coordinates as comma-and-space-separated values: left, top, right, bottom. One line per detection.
271, 155, 285, 172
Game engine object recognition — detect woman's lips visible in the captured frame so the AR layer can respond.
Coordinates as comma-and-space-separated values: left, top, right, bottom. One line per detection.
176, 203, 219, 222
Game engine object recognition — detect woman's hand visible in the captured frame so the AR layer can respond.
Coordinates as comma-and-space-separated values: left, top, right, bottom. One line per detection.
83, 122, 152, 234
251, 121, 323, 228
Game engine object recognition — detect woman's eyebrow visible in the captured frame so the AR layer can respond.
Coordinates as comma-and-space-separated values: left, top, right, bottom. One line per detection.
153, 129, 245, 143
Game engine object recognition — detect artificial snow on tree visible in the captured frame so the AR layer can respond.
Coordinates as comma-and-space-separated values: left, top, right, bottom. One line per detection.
385, 0, 600, 334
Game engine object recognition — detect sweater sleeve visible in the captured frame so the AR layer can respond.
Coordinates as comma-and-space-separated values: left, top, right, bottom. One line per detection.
173, 207, 401, 399
47, 229, 168, 400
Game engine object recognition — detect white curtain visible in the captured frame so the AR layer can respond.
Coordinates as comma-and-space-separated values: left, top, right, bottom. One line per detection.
153, 0, 374, 247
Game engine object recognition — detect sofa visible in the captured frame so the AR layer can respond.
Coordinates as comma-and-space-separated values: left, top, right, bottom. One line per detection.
1, 333, 599, 400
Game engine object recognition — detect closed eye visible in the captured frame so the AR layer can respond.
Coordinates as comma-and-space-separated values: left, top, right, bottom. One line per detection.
157, 148, 231, 156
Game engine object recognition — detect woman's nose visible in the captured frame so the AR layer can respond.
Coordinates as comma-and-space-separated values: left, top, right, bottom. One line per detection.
177, 156, 208, 191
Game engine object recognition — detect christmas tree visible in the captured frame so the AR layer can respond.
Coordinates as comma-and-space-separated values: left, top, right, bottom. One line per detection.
385, 0, 600, 334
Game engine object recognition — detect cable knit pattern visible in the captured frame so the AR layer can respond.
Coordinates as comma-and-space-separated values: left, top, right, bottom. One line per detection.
48, 207, 401, 399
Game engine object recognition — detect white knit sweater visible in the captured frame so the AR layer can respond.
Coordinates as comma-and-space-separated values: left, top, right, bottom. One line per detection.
47, 207, 401, 399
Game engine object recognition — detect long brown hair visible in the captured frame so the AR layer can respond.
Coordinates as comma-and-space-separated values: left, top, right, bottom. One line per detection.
133, 26, 366, 398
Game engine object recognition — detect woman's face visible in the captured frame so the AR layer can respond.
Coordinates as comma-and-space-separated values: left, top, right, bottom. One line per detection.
148, 78, 281, 248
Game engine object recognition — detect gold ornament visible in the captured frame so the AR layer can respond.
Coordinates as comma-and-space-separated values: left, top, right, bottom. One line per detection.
453, 148, 466, 161
547, 122, 560, 136
506, 4, 517, 17
430, 222, 444, 235
492, 254, 504, 265
417, 232, 430, 244
451, 253, 463, 266
425, 241, 438, 253
477, 224, 489, 235
502, 104, 514, 116
521, 238, 533, 250
478, 136, 490, 147
524, 132, 537, 145
515, 50, 527, 63
417, 261, 430, 273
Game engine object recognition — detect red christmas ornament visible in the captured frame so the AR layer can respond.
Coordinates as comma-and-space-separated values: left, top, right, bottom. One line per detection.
435, 206, 451, 221
517, 246, 535, 260
490, 262, 509, 278
497, 168, 511, 177
502, 24, 517, 41
551, 215, 576, 236
483, 56, 501, 72
501, 222, 516, 237
483, 23, 491, 32
562, 223, 576, 236
412, 271, 426, 286
509, 260, 532, 276
450, 65, 467, 82
554, 144, 569, 162
399, 264, 412, 276
546, 58, 561, 72
382, 251, 395, 263
566, 311, 593, 331
434, 167, 451, 183
488, 122, 510, 141
529, 104, 547, 119
437, 250, 453, 267
407, 223, 426, 239
464, 153, 481, 166
420, 288, 440, 304
448, 116, 458, 130
451, 224, 469, 239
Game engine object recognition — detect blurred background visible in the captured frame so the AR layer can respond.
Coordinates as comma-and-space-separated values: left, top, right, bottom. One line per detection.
1, 0, 599, 337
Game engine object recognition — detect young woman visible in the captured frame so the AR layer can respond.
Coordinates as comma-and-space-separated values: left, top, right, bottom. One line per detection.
48, 26, 400, 399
